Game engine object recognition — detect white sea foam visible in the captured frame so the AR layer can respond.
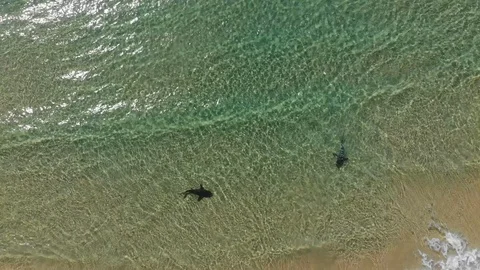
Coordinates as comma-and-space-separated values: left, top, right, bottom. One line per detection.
419, 223, 480, 270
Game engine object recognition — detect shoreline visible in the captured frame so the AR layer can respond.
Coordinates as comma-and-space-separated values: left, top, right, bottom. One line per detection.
1, 170, 479, 270
265, 169, 480, 269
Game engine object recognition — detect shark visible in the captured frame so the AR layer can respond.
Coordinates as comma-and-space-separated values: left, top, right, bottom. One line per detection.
181, 184, 213, 201
333, 138, 349, 169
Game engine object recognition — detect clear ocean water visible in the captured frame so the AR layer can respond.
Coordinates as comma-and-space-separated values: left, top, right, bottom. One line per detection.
0, 0, 479, 269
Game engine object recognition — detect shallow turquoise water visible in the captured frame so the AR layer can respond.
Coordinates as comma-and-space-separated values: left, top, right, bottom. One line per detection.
0, 0, 479, 268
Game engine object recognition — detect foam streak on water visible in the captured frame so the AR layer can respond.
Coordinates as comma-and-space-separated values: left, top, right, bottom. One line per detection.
419, 223, 480, 270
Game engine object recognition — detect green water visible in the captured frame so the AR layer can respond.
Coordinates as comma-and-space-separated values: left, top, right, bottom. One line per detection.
0, 0, 479, 269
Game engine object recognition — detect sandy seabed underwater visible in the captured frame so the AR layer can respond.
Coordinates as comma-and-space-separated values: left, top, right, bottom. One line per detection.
0, 0, 480, 269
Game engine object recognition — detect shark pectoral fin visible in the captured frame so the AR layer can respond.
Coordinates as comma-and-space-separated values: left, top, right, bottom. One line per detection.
197, 196, 204, 201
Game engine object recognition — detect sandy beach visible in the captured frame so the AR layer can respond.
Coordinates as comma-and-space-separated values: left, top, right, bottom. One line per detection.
3, 170, 478, 270
265, 169, 480, 270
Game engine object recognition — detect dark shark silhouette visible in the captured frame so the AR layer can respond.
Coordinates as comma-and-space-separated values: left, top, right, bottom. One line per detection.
181, 184, 213, 201
333, 138, 348, 169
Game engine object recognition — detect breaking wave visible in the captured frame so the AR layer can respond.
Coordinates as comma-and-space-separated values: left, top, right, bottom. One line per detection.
419, 222, 480, 270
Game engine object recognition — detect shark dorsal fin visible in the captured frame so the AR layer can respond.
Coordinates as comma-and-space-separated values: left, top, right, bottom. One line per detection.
200, 184, 204, 190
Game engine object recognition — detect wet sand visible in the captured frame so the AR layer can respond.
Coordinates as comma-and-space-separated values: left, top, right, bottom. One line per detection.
1, 170, 479, 270
265, 169, 480, 270
263, 231, 422, 270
